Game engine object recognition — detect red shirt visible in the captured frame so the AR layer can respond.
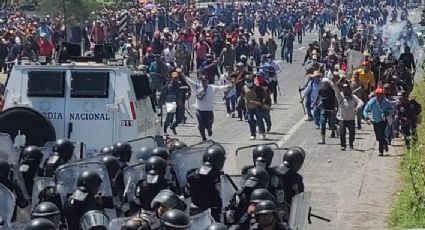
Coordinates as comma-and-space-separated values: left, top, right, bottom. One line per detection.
38, 39, 54, 57
294, 22, 303, 33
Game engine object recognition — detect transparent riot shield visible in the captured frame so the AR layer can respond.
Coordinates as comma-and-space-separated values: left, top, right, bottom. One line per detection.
39, 141, 82, 166
123, 162, 145, 205
289, 192, 311, 230
108, 217, 127, 229
170, 148, 204, 190
128, 136, 158, 164
0, 132, 19, 165
30, 177, 56, 211
235, 143, 283, 176
170, 141, 224, 189
0, 221, 28, 229
0, 183, 16, 226
220, 174, 238, 211
54, 161, 116, 219
189, 209, 214, 230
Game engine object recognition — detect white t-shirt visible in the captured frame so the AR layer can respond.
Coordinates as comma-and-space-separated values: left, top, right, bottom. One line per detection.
161, 48, 176, 63
185, 77, 229, 111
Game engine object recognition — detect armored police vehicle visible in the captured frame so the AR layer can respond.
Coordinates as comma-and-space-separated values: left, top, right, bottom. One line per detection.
0, 61, 160, 151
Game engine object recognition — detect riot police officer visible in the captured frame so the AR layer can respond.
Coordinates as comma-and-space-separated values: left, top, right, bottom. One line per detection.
160, 209, 190, 230
137, 146, 154, 163
141, 189, 187, 229
112, 141, 132, 168
121, 218, 151, 230
168, 140, 188, 154
242, 145, 285, 210
31, 202, 61, 228
100, 146, 114, 155
24, 218, 56, 230
230, 188, 276, 230
226, 167, 270, 225
150, 147, 170, 161
0, 159, 28, 220
231, 188, 276, 230
102, 155, 125, 200
136, 156, 176, 211
63, 170, 113, 230
185, 145, 226, 221
280, 147, 305, 209
251, 200, 289, 230
205, 223, 229, 230
44, 139, 74, 177
19, 146, 44, 196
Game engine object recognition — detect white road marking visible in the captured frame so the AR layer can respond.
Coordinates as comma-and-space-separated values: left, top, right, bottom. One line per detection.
277, 115, 306, 148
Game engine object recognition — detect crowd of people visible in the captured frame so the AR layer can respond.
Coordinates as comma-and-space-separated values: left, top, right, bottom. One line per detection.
0, 0, 424, 229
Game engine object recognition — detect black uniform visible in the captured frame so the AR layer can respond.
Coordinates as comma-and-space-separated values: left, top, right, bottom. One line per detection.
242, 166, 285, 209
186, 169, 222, 221
63, 192, 106, 230
281, 171, 304, 207
136, 180, 171, 211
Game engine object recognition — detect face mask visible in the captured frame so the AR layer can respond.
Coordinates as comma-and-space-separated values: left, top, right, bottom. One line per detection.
246, 82, 253, 87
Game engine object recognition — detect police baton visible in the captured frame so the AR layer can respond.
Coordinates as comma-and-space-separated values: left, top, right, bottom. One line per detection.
308, 207, 331, 223
185, 107, 194, 119
298, 85, 306, 115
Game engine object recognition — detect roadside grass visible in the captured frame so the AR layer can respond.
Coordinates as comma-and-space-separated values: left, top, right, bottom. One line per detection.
389, 81, 425, 228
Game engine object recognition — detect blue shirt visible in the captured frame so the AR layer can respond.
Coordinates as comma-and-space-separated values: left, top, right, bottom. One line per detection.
363, 97, 394, 123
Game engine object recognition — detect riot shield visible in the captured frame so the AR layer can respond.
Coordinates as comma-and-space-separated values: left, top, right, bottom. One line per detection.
39, 141, 82, 165
170, 147, 204, 190
0, 221, 28, 229
220, 174, 238, 211
108, 217, 126, 229
54, 161, 116, 218
31, 177, 56, 211
234, 143, 282, 176
0, 132, 19, 165
170, 141, 224, 189
127, 136, 158, 164
288, 192, 311, 230
0, 183, 16, 226
189, 209, 214, 230
123, 162, 146, 205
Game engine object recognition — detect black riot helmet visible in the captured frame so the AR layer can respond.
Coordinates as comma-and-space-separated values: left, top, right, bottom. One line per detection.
168, 140, 187, 154
252, 145, 274, 168
145, 156, 167, 184
204, 223, 228, 230
121, 218, 151, 230
113, 141, 132, 163
31, 202, 61, 227
0, 159, 11, 181
199, 145, 226, 175
100, 146, 114, 155
52, 139, 74, 160
22, 146, 44, 161
101, 155, 121, 180
282, 146, 305, 172
255, 200, 277, 215
160, 209, 190, 229
137, 146, 153, 162
250, 188, 276, 203
243, 166, 270, 189
76, 170, 103, 194
24, 218, 56, 230
151, 189, 186, 213
151, 147, 170, 161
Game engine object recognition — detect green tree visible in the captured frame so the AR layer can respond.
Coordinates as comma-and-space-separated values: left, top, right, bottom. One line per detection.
39, 0, 99, 21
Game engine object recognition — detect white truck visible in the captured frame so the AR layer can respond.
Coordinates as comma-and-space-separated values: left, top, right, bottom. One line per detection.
0, 62, 161, 152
